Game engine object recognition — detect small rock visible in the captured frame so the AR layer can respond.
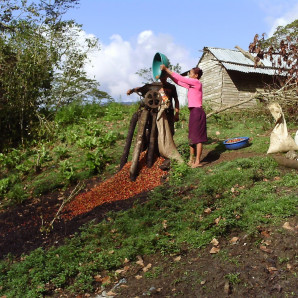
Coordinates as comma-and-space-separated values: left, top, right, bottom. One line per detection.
285, 150, 298, 160
149, 286, 157, 294
271, 284, 282, 292
224, 281, 231, 294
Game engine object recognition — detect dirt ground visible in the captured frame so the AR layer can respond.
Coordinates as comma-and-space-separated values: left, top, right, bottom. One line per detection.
96, 218, 297, 298
0, 150, 297, 297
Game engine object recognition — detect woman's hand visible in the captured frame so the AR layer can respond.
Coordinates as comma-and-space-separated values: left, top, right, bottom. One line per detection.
160, 64, 167, 71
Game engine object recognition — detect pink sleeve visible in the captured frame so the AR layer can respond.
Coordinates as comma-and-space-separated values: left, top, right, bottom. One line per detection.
171, 75, 189, 89
171, 72, 197, 87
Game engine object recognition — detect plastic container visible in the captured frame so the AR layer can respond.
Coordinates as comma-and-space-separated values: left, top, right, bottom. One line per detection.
223, 137, 249, 150
152, 52, 169, 81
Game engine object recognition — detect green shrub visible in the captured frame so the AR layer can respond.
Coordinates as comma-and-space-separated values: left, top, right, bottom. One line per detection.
85, 148, 111, 174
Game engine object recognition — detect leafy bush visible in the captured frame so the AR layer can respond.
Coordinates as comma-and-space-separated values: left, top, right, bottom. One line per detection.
6, 183, 28, 204
86, 148, 111, 174
0, 178, 10, 196
53, 146, 70, 160
59, 160, 76, 182
55, 102, 105, 125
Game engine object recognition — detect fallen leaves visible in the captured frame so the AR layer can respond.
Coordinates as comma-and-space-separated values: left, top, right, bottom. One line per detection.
282, 222, 297, 232
230, 237, 239, 245
142, 263, 152, 272
106, 290, 117, 296
260, 245, 273, 254
210, 238, 220, 254
135, 275, 142, 280
136, 255, 144, 267
214, 216, 221, 225
115, 266, 130, 274
204, 207, 212, 214
162, 220, 168, 229
94, 275, 111, 284
267, 266, 278, 274
209, 247, 220, 254
210, 238, 219, 246
173, 255, 181, 262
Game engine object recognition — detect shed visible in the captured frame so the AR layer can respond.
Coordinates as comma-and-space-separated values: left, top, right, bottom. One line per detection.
177, 46, 283, 108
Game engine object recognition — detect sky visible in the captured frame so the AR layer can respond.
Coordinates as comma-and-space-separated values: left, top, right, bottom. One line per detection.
64, 0, 298, 102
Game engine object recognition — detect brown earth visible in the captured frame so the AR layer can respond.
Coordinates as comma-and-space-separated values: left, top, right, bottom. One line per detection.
0, 150, 297, 298
94, 218, 297, 298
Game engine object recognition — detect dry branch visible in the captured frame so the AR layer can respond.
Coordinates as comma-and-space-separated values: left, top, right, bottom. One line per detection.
206, 94, 257, 118
40, 181, 85, 234
206, 82, 297, 119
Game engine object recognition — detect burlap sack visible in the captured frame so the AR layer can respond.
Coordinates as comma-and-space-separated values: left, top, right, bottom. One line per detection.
267, 103, 298, 154
156, 106, 184, 163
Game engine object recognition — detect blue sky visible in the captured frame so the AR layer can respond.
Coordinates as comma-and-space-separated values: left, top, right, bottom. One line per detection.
65, 0, 298, 102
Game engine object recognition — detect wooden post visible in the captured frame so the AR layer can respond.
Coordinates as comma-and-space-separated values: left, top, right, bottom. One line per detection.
129, 108, 149, 181
147, 111, 157, 168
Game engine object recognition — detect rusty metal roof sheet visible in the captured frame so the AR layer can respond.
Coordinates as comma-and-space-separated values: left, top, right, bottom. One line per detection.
203, 47, 289, 75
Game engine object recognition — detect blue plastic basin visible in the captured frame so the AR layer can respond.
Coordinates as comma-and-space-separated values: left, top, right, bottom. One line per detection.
223, 137, 250, 150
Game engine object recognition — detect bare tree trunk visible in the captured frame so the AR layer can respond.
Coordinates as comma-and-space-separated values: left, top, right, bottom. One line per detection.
147, 111, 157, 168
273, 156, 298, 169
120, 111, 139, 170
130, 109, 149, 181
235, 45, 264, 67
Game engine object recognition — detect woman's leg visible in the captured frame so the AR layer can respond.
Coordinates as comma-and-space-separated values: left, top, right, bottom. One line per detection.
188, 145, 195, 166
192, 143, 203, 168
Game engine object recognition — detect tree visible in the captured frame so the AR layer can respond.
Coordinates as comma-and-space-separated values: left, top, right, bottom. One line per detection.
0, 0, 110, 150
248, 20, 297, 84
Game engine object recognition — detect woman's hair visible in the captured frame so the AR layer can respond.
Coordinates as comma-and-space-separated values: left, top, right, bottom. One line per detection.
192, 67, 203, 79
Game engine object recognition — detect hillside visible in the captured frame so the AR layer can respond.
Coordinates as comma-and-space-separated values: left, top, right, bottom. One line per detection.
0, 102, 297, 297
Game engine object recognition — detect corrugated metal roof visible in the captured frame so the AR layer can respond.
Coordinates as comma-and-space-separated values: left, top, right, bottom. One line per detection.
222, 62, 277, 75
203, 47, 289, 75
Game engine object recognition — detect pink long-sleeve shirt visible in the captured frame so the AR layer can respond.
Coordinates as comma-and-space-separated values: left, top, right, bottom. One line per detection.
171, 72, 203, 108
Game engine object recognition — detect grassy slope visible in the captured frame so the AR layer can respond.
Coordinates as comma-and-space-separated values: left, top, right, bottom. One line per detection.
0, 103, 297, 297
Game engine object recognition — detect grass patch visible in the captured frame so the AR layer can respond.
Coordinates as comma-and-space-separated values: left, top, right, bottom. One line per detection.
1, 155, 297, 296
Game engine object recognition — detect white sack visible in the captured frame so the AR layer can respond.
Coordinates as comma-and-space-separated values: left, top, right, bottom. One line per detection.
267, 102, 298, 154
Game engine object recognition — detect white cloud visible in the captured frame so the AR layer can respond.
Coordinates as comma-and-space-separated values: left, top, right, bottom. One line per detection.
268, 3, 298, 36
84, 30, 197, 102
258, 0, 298, 37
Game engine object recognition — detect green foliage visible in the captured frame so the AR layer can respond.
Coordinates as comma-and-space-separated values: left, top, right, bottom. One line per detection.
53, 146, 70, 160
0, 101, 130, 204
169, 162, 191, 186
0, 154, 297, 295
86, 148, 111, 174
6, 183, 28, 204
59, 160, 76, 182
55, 101, 105, 125
0, 178, 10, 196
1, 102, 297, 296
225, 272, 241, 285
0, 0, 110, 150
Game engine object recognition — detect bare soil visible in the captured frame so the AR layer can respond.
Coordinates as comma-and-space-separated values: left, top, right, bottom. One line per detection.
0, 150, 297, 297
102, 219, 297, 298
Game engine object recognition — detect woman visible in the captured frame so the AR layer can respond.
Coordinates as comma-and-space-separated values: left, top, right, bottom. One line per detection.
160, 65, 207, 168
